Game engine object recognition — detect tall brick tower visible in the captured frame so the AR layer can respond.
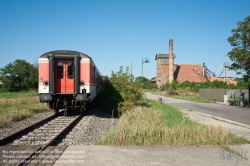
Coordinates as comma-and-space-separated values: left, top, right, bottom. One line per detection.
168, 39, 174, 83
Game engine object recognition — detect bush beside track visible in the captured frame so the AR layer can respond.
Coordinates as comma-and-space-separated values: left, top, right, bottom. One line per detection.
97, 66, 144, 117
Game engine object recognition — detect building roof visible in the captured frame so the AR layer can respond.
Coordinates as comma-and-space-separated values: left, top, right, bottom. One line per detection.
161, 64, 208, 83
155, 54, 176, 60
151, 77, 156, 82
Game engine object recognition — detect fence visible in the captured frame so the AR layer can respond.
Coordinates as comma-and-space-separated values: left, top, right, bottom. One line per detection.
199, 89, 249, 106
199, 89, 227, 102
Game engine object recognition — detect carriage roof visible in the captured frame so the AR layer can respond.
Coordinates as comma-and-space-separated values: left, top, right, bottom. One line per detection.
40, 50, 92, 60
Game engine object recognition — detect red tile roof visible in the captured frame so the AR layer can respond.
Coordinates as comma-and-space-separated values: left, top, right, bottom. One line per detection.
161, 64, 208, 83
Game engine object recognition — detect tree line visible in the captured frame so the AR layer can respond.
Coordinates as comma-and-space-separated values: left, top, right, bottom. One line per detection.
0, 59, 38, 92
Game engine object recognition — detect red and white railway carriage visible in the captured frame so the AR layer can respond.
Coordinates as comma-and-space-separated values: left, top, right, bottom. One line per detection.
38, 50, 101, 114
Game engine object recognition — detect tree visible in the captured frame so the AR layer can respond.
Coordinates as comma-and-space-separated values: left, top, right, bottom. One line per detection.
227, 15, 250, 81
0, 59, 38, 92
135, 76, 149, 83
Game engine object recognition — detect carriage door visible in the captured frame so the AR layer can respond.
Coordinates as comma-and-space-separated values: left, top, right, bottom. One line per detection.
55, 59, 74, 93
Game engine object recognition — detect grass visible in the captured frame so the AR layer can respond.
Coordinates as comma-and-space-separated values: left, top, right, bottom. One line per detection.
0, 92, 49, 128
0, 91, 39, 99
155, 88, 216, 103
96, 100, 250, 146
167, 95, 216, 103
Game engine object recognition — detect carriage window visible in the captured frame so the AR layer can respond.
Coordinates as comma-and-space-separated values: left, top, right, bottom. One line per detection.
57, 62, 64, 79
68, 62, 74, 79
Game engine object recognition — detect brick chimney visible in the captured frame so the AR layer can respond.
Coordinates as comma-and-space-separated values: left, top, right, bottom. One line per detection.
169, 39, 174, 83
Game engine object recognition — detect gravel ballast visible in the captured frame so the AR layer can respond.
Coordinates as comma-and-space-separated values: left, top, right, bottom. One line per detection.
56, 107, 118, 145
0, 111, 54, 140
0, 106, 118, 146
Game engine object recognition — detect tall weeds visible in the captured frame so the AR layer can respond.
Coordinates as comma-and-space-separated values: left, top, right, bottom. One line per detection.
96, 100, 250, 146
0, 96, 49, 128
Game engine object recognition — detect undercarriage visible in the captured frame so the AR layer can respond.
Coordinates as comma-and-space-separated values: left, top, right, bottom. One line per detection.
40, 93, 89, 115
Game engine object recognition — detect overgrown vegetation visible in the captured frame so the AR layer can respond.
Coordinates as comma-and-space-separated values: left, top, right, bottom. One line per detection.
97, 66, 144, 117
96, 100, 250, 146
0, 92, 49, 128
134, 76, 158, 91
161, 80, 248, 93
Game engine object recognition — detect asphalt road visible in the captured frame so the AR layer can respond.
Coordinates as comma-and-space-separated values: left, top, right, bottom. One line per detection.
145, 92, 250, 126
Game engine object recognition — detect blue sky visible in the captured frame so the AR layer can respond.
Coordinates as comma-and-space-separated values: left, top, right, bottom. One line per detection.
0, 0, 249, 79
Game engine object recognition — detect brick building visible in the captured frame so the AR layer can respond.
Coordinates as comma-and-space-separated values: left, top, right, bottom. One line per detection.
155, 39, 237, 88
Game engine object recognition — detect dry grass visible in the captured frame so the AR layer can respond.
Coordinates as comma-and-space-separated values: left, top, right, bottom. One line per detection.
155, 89, 215, 103
0, 96, 49, 128
96, 100, 250, 146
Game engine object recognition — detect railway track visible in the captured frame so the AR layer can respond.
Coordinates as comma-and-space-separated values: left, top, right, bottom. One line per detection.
0, 110, 83, 165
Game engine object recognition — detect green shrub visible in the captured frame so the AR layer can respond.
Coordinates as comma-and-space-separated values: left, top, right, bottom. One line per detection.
97, 66, 144, 117
142, 81, 158, 90
209, 80, 227, 88
236, 81, 249, 89
162, 80, 180, 90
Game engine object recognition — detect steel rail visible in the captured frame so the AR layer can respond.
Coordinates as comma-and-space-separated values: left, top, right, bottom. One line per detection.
0, 112, 62, 146
19, 114, 83, 166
